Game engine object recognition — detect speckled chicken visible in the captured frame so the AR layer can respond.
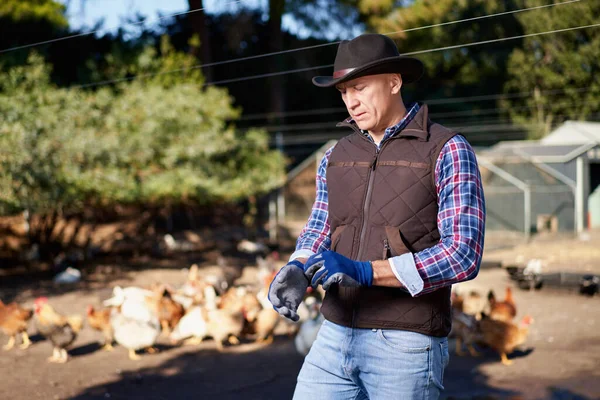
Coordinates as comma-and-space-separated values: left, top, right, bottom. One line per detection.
34, 297, 83, 363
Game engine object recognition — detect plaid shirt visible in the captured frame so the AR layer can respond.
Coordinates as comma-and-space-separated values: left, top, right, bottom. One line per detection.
290, 103, 486, 296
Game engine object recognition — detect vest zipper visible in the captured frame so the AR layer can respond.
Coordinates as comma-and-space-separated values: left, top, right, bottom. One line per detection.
382, 238, 390, 260
356, 139, 392, 261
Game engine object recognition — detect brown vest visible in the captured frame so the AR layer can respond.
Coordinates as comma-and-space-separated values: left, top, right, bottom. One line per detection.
323, 104, 457, 337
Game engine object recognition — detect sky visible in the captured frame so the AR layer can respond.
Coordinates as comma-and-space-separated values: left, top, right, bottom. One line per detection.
60, 0, 263, 35
58, 0, 357, 41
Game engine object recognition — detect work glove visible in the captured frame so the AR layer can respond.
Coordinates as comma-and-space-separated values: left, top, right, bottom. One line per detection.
304, 251, 373, 291
268, 259, 309, 322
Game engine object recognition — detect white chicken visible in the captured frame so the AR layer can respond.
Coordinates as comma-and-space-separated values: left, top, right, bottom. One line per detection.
103, 286, 155, 322
169, 305, 209, 345
110, 309, 161, 360
294, 296, 324, 356
104, 286, 161, 360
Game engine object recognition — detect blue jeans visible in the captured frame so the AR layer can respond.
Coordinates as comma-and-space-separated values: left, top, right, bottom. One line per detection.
293, 320, 450, 400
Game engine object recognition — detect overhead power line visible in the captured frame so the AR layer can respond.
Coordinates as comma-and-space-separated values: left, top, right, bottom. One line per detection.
241, 86, 599, 122
205, 22, 600, 88
54, 0, 582, 90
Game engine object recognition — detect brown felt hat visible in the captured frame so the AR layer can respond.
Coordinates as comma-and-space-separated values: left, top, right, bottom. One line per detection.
312, 33, 424, 88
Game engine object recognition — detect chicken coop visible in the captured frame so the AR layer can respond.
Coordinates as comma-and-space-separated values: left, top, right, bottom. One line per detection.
478, 121, 600, 237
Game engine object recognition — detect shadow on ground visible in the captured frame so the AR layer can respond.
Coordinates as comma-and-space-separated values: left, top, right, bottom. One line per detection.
67, 338, 564, 400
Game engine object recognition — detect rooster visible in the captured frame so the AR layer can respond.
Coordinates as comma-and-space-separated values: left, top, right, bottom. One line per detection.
488, 287, 517, 322
86, 305, 114, 351
0, 300, 33, 350
34, 297, 83, 363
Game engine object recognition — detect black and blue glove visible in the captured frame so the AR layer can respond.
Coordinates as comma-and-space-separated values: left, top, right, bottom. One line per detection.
267, 259, 309, 322
304, 251, 373, 290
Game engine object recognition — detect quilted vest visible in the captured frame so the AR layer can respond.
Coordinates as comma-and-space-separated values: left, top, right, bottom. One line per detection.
323, 104, 457, 337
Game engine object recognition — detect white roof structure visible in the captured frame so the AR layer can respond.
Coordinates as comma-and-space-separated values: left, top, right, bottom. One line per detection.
540, 121, 600, 145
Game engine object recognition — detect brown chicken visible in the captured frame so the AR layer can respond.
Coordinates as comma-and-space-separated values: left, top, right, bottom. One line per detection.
86, 305, 114, 351
34, 297, 83, 363
488, 287, 517, 322
148, 286, 185, 336
479, 314, 533, 365
0, 300, 33, 350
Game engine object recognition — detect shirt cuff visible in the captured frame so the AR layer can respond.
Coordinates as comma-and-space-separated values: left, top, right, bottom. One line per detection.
289, 249, 316, 262
388, 253, 424, 296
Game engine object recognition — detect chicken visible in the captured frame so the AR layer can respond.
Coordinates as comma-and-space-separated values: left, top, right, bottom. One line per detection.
252, 277, 282, 344
460, 290, 487, 320
479, 314, 533, 365
103, 286, 155, 322
148, 285, 185, 336
110, 308, 161, 360
33, 297, 83, 363
294, 296, 324, 356
488, 287, 517, 322
205, 309, 245, 351
204, 286, 244, 351
451, 309, 481, 357
0, 300, 33, 350
86, 305, 114, 351
169, 305, 209, 345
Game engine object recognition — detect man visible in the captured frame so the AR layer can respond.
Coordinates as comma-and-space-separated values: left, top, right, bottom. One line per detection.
269, 33, 485, 399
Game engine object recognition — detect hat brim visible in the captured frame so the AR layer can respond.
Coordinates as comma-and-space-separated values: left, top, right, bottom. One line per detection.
312, 56, 424, 88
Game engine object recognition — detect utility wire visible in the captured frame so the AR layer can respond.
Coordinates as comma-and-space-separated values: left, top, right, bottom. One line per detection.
205, 22, 600, 88
61, 0, 583, 90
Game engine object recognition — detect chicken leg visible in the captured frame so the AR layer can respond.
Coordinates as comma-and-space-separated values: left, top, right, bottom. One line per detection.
57, 348, 69, 363
467, 344, 481, 357
227, 335, 240, 345
160, 320, 171, 336
128, 349, 141, 360
183, 337, 203, 346
47, 347, 61, 363
3, 336, 15, 351
500, 352, 513, 366
19, 332, 31, 349
101, 342, 114, 351
454, 337, 466, 356
257, 335, 274, 345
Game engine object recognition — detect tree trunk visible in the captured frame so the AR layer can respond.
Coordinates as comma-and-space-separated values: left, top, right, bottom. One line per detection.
268, 0, 286, 125
188, 0, 213, 82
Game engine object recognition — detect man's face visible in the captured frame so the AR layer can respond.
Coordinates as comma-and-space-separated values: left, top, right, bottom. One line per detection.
336, 74, 402, 132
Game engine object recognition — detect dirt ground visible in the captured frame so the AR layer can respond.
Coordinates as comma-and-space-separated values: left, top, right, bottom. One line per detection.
1, 232, 599, 400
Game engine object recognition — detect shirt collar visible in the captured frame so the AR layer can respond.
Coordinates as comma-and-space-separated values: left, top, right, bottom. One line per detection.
351, 103, 420, 145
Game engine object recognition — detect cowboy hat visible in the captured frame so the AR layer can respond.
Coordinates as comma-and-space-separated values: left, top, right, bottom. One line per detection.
312, 33, 424, 88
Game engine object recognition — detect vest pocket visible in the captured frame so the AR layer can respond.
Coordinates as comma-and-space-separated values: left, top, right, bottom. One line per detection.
331, 225, 354, 253
384, 226, 411, 256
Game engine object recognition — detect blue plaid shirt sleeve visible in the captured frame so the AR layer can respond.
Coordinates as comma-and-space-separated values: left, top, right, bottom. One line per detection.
388, 135, 486, 296
289, 146, 335, 261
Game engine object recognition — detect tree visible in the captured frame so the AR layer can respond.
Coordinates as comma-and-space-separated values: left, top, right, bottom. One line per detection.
0, 39, 286, 258
364, 0, 524, 106
0, 0, 68, 67
502, 0, 600, 139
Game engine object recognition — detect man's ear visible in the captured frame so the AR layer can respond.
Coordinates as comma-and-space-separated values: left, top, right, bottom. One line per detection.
390, 73, 403, 95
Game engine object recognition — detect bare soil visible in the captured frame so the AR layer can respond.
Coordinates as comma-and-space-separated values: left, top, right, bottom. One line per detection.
1, 231, 599, 400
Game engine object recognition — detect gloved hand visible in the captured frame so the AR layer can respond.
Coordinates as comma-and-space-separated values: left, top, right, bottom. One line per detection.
268, 259, 309, 322
304, 251, 373, 290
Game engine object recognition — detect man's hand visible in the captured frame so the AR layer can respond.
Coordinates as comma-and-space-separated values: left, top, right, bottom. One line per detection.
268, 259, 309, 322
304, 251, 373, 290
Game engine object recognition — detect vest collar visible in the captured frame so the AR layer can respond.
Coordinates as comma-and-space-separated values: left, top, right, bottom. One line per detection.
336, 103, 430, 141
